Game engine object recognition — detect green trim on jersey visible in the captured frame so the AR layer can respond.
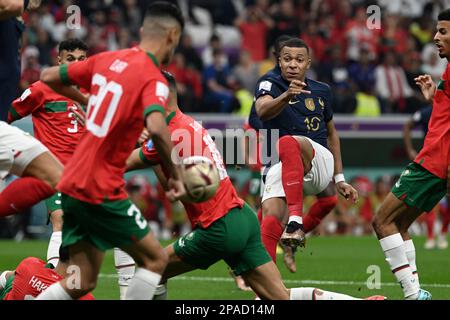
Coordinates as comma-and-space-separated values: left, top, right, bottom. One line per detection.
0, 274, 14, 300
139, 148, 153, 165
166, 111, 176, 124
44, 101, 68, 113
437, 80, 445, 90
146, 52, 160, 68
144, 104, 165, 118
59, 64, 71, 85
8, 105, 22, 121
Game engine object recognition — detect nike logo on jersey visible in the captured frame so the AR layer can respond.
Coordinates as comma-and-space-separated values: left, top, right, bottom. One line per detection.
288, 99, 300, 105
286, 181, 300, 186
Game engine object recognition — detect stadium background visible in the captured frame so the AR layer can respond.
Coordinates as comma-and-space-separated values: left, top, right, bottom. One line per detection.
0, 0, 449, 300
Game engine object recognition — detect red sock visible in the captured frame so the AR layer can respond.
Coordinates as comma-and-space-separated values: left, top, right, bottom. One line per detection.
278, 136, 303, 222
260, 215, 283, 262
425, 210, 436, 239
303, 195, 338, 233
440, 205, 450, 234
0, 177, 55, 217
257, 208, 263, 225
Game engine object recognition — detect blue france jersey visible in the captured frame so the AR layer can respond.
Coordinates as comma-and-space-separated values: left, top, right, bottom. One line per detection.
254, 72, 333, 149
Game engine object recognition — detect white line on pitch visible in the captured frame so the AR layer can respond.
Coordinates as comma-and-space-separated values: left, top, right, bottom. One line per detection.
98, 274, 450, 288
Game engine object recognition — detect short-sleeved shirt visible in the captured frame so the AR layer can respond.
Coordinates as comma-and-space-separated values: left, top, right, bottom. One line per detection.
414, 63, 450, 179
3, 257, 94, 300
9, 81, 86, 164
141, 110, 244, 228
57, 47, 169, 204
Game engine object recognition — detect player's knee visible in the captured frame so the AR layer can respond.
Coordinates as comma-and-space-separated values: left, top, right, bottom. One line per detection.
372, 214, 387, 235
50, 210, 63, 231
141, 250, 168, 274
262, 201, 284, 221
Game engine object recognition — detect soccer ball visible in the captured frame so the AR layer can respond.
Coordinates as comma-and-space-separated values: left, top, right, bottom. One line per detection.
179, 156, 220, 203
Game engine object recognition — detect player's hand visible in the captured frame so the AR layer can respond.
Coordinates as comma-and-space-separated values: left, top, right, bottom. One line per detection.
27, 0, 42, 10
415, 74, 436, 102
138, 128, 150, 145
72, 105, 86, 126
336, 182, 358, 203
165, 177, 186, 202
286, 80, 311, 99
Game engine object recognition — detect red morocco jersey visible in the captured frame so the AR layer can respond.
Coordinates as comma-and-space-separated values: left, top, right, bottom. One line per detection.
414, 63, 450, 179
9, 81, 85, 164
57, 47, 169, 204
4, 257, 94, 300
141, 110, 244, 228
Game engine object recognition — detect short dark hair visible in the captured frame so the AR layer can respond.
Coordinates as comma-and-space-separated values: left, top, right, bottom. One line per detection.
58, 38, 88, 54
145, 1, 184, 31
279, 38, 310, 55
162, 70, 176, 90
273, 35, 293, 57
438, 9, 450, 21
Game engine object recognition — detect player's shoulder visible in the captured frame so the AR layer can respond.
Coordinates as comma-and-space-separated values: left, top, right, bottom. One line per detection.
16, 257, 44, 270
307, 78, 331, 93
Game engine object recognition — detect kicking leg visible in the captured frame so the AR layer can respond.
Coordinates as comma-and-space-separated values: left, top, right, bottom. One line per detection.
46, 209, 63, 267
114, 248, 136, 300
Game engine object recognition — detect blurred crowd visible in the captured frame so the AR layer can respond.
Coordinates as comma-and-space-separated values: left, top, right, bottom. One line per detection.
18, 0, 448, 115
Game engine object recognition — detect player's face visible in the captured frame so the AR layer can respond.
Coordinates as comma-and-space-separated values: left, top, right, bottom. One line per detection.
434, 21, 450, 59
162, 27, 182, 66
279, 46, 311, 82
58, 49, 87, 65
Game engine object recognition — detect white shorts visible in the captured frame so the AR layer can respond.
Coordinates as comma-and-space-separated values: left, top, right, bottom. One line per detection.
261, 137, 334, 203
0, 121, 48, 179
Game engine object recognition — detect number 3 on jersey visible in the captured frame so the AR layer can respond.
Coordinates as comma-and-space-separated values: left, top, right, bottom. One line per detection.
86, 73, 123, 137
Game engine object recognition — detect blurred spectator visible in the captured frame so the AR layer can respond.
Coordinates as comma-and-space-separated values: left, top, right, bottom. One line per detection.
231, 50, 259, 93
234, 5, 273, 62
348, 47, 376, 93
165, 52, 203, 112
379, 14, 409, 56
317, 45, 355, 113
374, 51, 414, 113
176, 33, 204, 72
19, 46, 41, 92
201, 33, 229, 67
268, 0, 301, 47
353, 89, 381, 117
344, 6, 378, 62
202, 48, 238, 113
35, 27, 54, 67
409, 16, 435, 50
301, 20, 326, 63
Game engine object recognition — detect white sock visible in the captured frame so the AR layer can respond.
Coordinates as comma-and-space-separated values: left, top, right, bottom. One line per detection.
290, 287, 359, 300
404, 239, 420, 284
114, 248, 136, 300
153, 284, 168, 300
35, 282, 73, 300
125, 268, 161, 300
380, 233, 419, 299
46, 231, 62, 268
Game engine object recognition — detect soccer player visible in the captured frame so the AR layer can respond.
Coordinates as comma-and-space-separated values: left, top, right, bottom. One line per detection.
403, 105, 450, 250
34, 2, 186, 300
126, 71, 384, 301
253, 38, 357, 263
0, 247, 94, 300
372, 9, 450, 300
0, 0, 41, 121
7, 38, 88, 268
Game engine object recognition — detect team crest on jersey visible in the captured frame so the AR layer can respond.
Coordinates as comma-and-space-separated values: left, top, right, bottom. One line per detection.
318, 97, 325, 109
109, 59, 128, 73
145, 139, 154, 151
305, 98, 316, 111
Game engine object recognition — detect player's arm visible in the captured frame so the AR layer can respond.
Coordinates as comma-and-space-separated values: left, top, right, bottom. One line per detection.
403, 116, 418, 161
40, 66, 88, 106
415, 74, 436, 103
0, 0, 40, 20
255, 80, 310, 120
326, 120, 358, 202
145, 112, 185, 201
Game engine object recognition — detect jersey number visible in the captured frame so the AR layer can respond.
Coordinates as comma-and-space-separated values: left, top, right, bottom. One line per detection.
304, 116, 321, 132
86, 73, 123, 137
67, 106, 78, 133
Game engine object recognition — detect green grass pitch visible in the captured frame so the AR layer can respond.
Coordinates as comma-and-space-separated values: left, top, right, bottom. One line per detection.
1, 236, 449, 300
